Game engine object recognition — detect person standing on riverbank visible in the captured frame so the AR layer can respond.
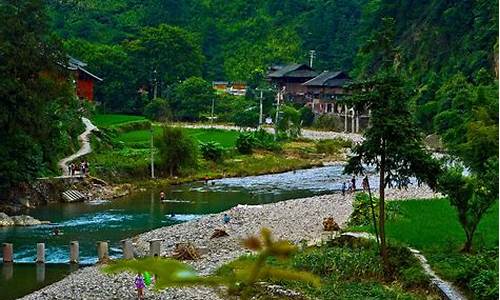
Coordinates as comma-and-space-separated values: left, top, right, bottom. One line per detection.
134, 273, 146, 300
351, 176, 356, 192
341, 182, 347, 196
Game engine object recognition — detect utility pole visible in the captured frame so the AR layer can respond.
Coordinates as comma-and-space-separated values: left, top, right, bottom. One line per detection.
210, 97, 215, 127
309, 50, 316, 68
153, 69, 158, 100
150, 125, 155, 179
259, 89, 263, 127
274, 86, 284, 140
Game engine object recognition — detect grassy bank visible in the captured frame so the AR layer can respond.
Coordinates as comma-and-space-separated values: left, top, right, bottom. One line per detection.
351, 198, 499, 300
86, 114, 347, 185
217, 236, 440, 299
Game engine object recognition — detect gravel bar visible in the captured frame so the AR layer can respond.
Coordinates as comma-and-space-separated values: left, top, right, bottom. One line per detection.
21, 185, 439, 300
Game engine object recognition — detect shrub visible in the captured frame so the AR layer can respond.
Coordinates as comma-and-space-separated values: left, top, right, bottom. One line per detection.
315, 138, 352, 155
253, 129, 282, 152
277, 105, 301, 138
111, 120, 151, 133
313, 114, 344, 131
144, 98, 172, 122
236, 131, 256, 154
233, 108, 259, 128
200, 141, 224, 162
348, 193, 401, 226
299, 106, 315, 127
469, 269, 498, 299
155, 126, 198, 176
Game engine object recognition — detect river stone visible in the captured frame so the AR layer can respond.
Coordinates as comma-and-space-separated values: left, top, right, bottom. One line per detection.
11, 215, 42, 226
0, 212, 14, 226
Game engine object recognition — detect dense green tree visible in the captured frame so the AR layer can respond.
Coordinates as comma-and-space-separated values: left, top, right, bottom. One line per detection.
437, 163, 498, 253
127, 24, 204, 86
155, 126, 198, 176
276, 105, 301, 139
0, 0, 82, 200
171, 77, 215, 121
344, 71, 441, 264
144, 98, 172, 122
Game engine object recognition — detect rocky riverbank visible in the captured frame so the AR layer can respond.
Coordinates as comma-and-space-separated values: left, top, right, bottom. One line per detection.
0, 213, 49, 227
21, 184, 439, 300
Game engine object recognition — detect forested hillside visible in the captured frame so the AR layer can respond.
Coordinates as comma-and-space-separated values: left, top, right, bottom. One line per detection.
46, 0, 367, 111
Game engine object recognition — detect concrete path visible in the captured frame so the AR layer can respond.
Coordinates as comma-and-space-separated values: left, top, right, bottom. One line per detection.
342, 232, 467, 300
58, 117, 98, 176
172, 123, 364, 143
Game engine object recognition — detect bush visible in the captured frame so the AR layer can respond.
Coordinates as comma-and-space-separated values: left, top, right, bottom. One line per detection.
155, 126, 198, 176
233, 108, 259, 128
236, 131, 256, 154
111, 120, 151, 133
316, 138, 352, 155
313, 114, 345, 131
277, 105, 301, 138
253, 129, 282, 152
299, 106, 315, 127
144, 98, 172, 122
200, 141, 224, 162
348, 193, 401, 226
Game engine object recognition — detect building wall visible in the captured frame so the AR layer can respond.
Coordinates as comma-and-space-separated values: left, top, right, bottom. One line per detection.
76, 78, 94, 101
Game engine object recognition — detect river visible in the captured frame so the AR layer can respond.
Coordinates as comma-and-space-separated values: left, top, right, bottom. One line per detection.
0, 165, 379, 299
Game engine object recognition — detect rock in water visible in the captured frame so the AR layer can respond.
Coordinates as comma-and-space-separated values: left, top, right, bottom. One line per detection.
11, 215, 42, 226
0, 212, 14, 226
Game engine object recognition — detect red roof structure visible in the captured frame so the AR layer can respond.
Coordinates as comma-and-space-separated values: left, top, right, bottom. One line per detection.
67, 57, 103, 101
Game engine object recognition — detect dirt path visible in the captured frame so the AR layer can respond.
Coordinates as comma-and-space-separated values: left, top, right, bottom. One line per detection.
173, 123, 364, 143
58, 117, 98, 176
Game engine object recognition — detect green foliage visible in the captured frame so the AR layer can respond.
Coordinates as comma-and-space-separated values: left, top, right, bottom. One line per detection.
236, 132, 256, 154
104, 229, 320, 300
104, 257, 212, 289
437, 165, 498, 252
356, 198, 499, 299
253, 129, 282, 152
233, 108, 259, 128
0, 0, 83, 198
144, 98, 172, 122
155, 126, 198, 176
312, 114, 345, 131
236, 130, 281, 154
287, 237, 432, 299
298, 107, 315, 127
199, 141, 224, 162
171, 77, 215, 121
315, 139, 352, 155
127, 24, 204, 85
276, 105, 301, 139
91, 114, 146, 128
111, 120, 151, 134
348, 193, 400, 227
429, 250, 499, 300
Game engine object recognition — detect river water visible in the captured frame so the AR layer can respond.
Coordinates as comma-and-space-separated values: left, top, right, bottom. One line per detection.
0, 165, 380, 299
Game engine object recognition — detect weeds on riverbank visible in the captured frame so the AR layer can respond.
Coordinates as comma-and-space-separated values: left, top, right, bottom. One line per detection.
219, 235, 438, 299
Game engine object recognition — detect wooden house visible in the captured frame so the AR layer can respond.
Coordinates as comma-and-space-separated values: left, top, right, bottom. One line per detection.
67, 57, 103, 102
302, 71, 351, 114
267, 64, 318, 102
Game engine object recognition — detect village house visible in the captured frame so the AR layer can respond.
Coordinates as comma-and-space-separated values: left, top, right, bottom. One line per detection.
267, 63, 368, 133
267, 64, 318, 102
67, 57, 103, 102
